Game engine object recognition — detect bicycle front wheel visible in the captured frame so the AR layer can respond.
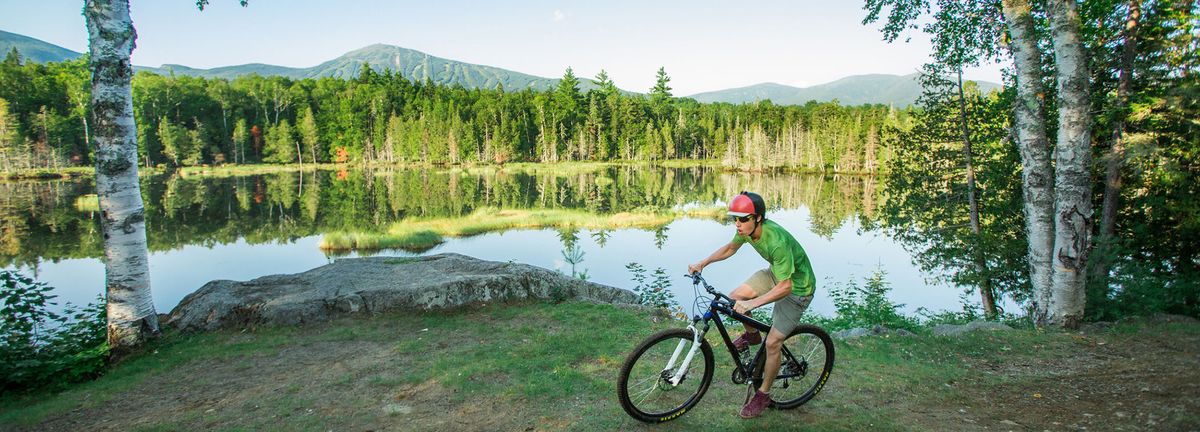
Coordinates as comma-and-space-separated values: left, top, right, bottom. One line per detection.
751, 324, 835, 409
617, 328, 714, 423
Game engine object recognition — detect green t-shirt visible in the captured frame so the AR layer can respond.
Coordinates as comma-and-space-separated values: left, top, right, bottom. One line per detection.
732, 219, 816, 297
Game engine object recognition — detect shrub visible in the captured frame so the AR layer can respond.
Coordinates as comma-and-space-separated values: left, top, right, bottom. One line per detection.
625, 263, 680, 313
820, 267, 919, 332
0, 271, 108, 394
916, 291, 985, 326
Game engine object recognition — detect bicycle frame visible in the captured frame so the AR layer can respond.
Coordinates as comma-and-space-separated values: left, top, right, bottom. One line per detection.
664, 273, 773, 386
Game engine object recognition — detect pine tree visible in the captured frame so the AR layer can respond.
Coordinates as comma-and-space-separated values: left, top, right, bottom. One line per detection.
650, 67, 673, 106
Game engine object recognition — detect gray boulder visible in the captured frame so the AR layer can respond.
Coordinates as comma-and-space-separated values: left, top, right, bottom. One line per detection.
833, 325, 915, 339
931, 320, 1013, 336
833, 328, 871, 339
167, 253, 638, 331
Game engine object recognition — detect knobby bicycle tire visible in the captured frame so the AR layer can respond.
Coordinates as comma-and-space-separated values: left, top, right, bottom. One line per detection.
750, 324, 835, 409
617, 328, 715, 423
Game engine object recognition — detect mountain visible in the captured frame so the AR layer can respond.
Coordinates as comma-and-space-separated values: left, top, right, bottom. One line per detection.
0, 29, 589, 92
2, 29, 998, 106
0, 29, 83, 63
143, 44, 590, 92
687, 74, 1002, 107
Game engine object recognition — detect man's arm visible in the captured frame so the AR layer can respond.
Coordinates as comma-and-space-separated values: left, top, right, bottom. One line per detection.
688, 242, 742, 274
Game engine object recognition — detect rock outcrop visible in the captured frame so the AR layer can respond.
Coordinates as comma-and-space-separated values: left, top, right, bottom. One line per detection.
167, 253, 638, 331
931, 320, 1013, 336
832, 325, 916, 339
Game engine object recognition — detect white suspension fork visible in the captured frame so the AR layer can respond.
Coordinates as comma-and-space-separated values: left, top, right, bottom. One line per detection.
664, 324, 704, 386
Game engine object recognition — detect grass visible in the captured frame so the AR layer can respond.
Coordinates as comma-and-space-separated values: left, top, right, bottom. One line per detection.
73, 194, 99, 212
0, 167, 95, 180
456, 161, 621, 176
174, 163, 339, 178
2, 301, 1194, 431
319, 206, 726, 252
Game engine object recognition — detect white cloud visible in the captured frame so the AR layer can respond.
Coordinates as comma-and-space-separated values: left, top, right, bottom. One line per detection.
552, 10, 566, 22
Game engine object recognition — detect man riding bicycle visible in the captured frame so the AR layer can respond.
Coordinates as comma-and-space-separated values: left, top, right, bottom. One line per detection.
687, 191, 816, 419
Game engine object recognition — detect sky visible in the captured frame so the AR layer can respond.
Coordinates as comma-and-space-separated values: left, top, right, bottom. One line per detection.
2, 0, 1006, 96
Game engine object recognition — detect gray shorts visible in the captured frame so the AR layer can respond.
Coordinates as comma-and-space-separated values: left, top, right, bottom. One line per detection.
744, 269, 813, 335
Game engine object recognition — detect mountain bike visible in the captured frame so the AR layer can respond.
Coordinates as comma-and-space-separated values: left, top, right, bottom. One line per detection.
617, 272, 834, 423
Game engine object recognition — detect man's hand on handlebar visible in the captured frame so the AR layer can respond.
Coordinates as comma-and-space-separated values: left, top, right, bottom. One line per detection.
733, 300, 755, 315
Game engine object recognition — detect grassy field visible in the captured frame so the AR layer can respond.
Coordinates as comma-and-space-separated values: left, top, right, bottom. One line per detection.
1, 301, 1196, 431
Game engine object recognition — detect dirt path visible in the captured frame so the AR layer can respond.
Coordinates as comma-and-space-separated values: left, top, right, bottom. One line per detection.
9, 313, 1199, 431
946, 317, 1199, 431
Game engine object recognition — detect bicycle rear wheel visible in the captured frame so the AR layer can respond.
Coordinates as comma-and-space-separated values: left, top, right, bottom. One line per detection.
617, 328, 714, 423
751, 325, 834, 409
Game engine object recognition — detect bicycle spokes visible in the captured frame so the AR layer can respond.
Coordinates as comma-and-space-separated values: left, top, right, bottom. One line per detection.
754, 326, 834, 409
618, 329, 715, 422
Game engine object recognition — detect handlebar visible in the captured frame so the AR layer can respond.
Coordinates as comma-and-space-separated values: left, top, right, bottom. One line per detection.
686, 272, 736, 309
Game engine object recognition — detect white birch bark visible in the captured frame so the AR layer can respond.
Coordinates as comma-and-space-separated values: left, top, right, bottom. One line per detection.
1047, 0, 1093, 328
85, 0, 160, 351
1001, 0, 1056, 326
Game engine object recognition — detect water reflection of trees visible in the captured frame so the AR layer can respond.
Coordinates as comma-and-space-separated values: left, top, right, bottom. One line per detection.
0, 166, 879, 266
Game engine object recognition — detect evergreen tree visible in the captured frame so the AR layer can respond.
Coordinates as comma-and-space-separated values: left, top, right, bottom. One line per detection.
594, 69, 618, 98
650, 67, 673, 105
649, 67, 675, 127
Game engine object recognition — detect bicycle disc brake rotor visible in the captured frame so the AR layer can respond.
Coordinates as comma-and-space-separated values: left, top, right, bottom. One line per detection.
731, 352, 754, 384
731, 366, 747, 384
659, 369, 683, 390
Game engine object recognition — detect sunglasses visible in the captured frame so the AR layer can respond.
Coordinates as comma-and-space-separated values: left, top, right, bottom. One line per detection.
731, 215, 754, 223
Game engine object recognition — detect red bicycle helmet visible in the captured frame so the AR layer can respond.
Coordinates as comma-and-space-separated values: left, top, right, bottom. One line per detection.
727, 191, 765, 217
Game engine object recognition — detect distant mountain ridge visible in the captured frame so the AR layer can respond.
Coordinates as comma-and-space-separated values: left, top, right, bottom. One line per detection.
2, 29, 1000, 107
0, 29, 84, 63
687, 74, 1002, 107
145, 44, 593, 92
0, 30, 589, 92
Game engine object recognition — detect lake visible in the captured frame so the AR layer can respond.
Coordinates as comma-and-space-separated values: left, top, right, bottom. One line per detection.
0, 165, 982, 318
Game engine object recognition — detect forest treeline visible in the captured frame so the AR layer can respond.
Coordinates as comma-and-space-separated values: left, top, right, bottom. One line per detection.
0, 52, 905, 173
0, 167, 877, 268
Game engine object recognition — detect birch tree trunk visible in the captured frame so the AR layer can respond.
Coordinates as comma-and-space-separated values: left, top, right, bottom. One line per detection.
1047, 0, 1093, 328
85, 0, 160, 352
1001, 0, 1056, 326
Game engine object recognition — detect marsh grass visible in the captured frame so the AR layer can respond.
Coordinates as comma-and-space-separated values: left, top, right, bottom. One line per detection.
174, 164, 337, 178
0, 167, 94, 180
72, 194, 99, 212
319, 206, 725, 252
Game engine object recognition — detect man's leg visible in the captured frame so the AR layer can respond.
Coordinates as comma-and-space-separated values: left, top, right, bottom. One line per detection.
741, 327, 786, 418
759, 327, 788, 393
730, 283, 760, 334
